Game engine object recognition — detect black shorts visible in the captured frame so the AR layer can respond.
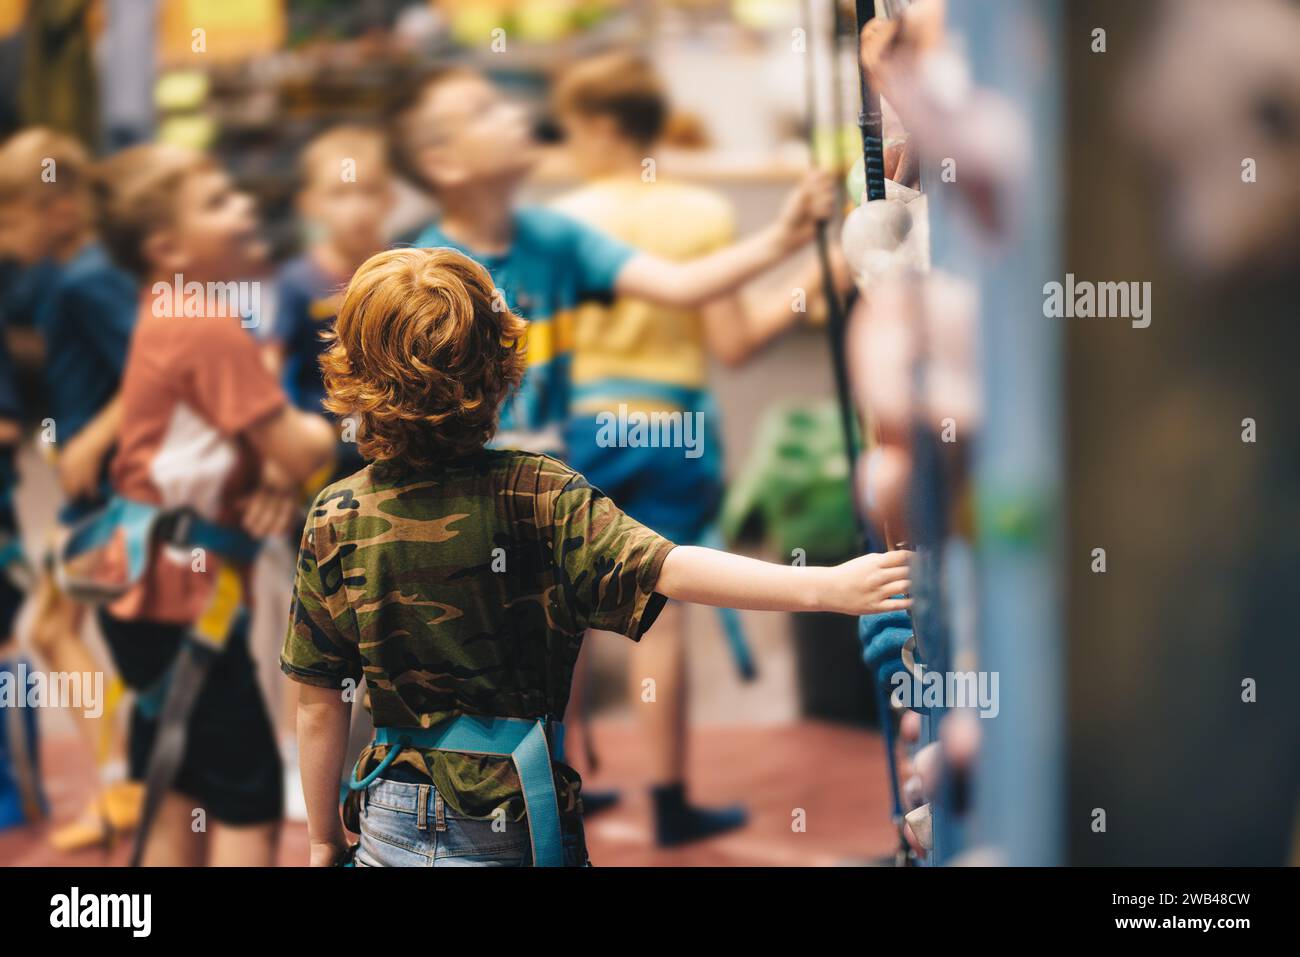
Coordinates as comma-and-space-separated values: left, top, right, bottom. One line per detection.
97, 609, 283, 825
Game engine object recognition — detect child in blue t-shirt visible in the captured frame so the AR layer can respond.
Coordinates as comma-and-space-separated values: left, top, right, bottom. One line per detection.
0, 128, 140, 844
262, 126, 395, 485
0, 317, 37, 831
389, 67, 835, 454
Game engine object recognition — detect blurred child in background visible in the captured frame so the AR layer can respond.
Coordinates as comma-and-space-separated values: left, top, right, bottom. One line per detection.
550, 52, 851, 845
260, 124, 395, 818
0, 251, 36, 832
262, 125, 394, 470
0, 127, 140, 846
94, 143, 335, 865
387, 66, 835, 457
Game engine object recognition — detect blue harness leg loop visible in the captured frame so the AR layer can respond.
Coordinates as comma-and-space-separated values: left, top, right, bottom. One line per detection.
64, 497, 159, 585
57, 497, 260, 605
359, 716, 566, 867
508, 720, 564, 868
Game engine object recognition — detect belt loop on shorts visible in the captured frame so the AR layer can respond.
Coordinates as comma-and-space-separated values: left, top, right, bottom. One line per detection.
416, 784, 430, 831
434, 791, 447, 832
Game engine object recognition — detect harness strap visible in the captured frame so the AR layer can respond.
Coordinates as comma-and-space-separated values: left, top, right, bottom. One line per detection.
0, 531, 34, 592
154, 508, 260, 566
356, 717, 566, 867
57, 497, 259, 606
42, 494, 259, 864
61, 498, 158, 587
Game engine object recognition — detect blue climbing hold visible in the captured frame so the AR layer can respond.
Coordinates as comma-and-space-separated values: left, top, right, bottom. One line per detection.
859, 611, 931, 715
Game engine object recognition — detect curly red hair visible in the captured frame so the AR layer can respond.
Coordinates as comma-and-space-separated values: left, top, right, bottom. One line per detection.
321, 247, 527, 467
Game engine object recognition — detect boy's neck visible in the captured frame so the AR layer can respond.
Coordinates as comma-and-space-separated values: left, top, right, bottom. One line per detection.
581, 139, 654, 181
314, 235, 381, 279
51, 227, 94, 265
437, 183, 517, 256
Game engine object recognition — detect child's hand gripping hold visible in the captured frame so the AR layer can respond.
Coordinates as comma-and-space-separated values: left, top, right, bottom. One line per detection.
774, 169, 839, 250
655, 544, 913, 618
817, 549, 914, 616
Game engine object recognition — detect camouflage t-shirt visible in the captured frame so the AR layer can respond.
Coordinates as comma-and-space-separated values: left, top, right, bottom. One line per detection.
280, 449, 674, 823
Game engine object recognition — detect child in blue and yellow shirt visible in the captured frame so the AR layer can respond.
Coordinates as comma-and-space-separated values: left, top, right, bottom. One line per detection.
389, 66, 836, 455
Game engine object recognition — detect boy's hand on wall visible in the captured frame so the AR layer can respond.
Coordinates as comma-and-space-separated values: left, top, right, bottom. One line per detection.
775, 170, 837, 251
860, 0, 946, 108
820, 550, 913, 616
859, 17, 902, 93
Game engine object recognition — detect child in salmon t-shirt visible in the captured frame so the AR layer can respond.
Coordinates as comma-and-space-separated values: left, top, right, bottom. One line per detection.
94, 143, 335, 866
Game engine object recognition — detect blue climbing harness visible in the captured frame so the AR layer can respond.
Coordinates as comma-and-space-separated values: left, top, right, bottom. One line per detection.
351, 716, 568, 868
52, 494, 261, 867
56, 496, 259, 606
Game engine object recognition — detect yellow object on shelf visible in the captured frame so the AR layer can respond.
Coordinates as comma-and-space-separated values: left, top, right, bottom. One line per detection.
446, 1, 512, 46
731, 0, 790, 31
159, 0, 286, 65
0, 0, 26, 38
440, 0, 613, 46
515, 0, 577, 43
813, 123, 861, 174
155, 70, 210, 113
158, 114, 219, 151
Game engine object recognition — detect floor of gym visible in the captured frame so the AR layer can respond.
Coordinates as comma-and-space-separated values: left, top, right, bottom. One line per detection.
0, 719, 895, 867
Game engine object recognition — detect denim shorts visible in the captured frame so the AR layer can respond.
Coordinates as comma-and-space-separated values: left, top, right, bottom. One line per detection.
354, 777, 589, 867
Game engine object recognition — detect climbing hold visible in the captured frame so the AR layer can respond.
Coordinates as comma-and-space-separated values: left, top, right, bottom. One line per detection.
905, 804, 934, 852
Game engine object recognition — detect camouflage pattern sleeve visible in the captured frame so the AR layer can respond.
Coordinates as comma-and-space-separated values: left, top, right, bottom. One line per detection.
551, 473, 676, 639
280, 497, 363, 689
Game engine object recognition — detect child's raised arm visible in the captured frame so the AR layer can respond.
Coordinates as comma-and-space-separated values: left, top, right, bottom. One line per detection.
614, 170, 836, 309
655, 546, 912, 617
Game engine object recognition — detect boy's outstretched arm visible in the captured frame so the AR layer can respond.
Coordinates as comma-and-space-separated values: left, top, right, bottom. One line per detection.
655, 546, 912, 617
701, 249, 854, 366
614, 170, 836, 309
296, 683, 352, 866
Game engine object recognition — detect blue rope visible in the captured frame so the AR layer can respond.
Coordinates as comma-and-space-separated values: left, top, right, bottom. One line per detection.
348, 735, 408, 791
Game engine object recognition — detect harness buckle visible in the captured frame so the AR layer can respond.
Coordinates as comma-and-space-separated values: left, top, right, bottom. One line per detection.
157, 507, 198, 549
